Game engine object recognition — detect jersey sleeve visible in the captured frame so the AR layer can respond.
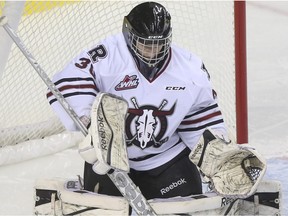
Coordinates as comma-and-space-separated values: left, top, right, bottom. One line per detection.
46, 50, 100, 131
177, 62, 229, 149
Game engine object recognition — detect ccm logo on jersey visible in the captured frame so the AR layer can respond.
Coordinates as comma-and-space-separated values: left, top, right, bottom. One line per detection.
166, 86, 186, 90
160, 178, 187, 195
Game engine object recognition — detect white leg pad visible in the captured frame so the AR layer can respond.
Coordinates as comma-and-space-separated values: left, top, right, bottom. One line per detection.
34, 178, 129, 215
238, 180, 282, 216
150, 180, 281, 215
34, 178, 281, 215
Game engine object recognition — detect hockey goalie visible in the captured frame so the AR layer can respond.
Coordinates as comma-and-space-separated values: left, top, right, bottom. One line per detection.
31, 2, 281, 215
34, 93, 281, 216
0, 0, 281, 214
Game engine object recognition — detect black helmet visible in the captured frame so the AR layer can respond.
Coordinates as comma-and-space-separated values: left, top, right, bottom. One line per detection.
122, 2, 172, 68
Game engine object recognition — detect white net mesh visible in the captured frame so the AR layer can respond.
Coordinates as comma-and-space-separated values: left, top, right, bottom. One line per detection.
0, 1, 238, 153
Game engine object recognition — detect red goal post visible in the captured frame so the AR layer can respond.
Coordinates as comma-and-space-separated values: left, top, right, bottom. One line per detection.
234, 1, 248, 144
0, 1, 247, 165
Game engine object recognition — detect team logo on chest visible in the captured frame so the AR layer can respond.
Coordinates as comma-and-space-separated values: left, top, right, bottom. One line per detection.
126, 97, 176, 149
115, 75, 139, 91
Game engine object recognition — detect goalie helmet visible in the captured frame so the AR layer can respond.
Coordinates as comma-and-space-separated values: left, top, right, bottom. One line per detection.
122, 2, 172, 69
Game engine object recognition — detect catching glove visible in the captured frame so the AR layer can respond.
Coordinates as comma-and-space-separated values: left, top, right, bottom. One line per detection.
189, 129, 267, 199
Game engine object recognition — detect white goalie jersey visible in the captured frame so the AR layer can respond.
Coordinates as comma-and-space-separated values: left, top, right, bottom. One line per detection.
47, 33, 228, 171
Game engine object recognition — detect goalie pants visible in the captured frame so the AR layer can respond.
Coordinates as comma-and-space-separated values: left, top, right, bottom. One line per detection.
83, 147, 202, 199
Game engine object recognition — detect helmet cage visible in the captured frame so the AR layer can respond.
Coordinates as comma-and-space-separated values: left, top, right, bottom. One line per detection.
127, 29, 172, 67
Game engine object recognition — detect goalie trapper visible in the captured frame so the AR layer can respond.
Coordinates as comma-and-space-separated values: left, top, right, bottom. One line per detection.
189, 129, 267, 199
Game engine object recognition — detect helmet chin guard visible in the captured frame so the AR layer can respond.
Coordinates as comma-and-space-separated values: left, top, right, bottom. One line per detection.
122, 2, 172, 67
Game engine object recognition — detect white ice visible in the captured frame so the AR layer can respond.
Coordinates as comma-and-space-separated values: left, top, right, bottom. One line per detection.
0, 1, 287, 215
247, 1, 288, 215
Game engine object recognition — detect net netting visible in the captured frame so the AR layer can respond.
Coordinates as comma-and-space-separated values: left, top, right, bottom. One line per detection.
0, 1, 239, 163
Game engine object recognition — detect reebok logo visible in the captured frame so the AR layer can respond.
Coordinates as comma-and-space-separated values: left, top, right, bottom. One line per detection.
98, 115, 108, 151
190, 142, 203, 160
160, 178, 187, 195
115, 75, 139, 91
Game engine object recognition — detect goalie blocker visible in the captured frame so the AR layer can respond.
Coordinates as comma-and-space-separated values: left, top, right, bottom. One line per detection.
34, 178, 281, 215
78, 92, 130, 175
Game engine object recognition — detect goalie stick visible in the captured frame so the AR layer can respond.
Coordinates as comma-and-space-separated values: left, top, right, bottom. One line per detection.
0, 16, 156, 216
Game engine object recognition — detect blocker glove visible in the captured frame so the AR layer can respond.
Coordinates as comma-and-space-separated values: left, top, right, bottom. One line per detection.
78, 93, 130, 175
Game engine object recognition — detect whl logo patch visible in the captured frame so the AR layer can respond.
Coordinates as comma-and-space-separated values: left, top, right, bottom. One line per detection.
115, 75, 139, 91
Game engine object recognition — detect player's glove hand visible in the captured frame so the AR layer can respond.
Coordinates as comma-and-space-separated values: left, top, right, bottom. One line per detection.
79, 132, 112, 175
189, 129, 267, 199
79, 93, 130, 175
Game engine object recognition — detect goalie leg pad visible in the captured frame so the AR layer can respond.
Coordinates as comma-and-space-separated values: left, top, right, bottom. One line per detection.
239, 180, 282, 216
34, 178, 281, 216
149, 180, 281, 215
34, 178, 129, 215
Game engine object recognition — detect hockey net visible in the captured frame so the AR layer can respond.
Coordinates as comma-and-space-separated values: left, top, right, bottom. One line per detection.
0, 1, 247, 165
